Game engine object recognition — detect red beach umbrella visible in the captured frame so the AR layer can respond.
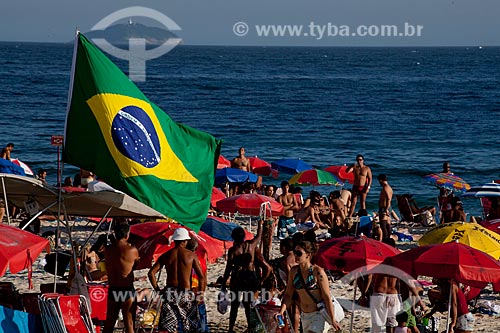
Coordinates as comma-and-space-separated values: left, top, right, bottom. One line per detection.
216, 193, 284, 216
129, 222, 224, 269
385, 242, 500, 288
315, 236, 400, 273
0, 224, 50, 277
217, 155, 231, 169
324, 165, 355, 184
211, 187, 226, 207
249, 156, 272, 176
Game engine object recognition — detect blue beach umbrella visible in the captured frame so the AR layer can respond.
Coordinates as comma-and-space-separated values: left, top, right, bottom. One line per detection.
200, 217, 241, 241
214, 168, 258, 185
271, 159, 313, 175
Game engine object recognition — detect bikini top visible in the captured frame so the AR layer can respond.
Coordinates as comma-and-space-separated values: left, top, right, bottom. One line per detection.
293, 266, 319, 290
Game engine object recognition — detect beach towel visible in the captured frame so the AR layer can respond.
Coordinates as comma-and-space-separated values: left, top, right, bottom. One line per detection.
0, 304, 43, 333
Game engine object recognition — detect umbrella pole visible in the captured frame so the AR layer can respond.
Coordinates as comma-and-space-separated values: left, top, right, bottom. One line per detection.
20, 201, 58, 230
445, 281, 453, 333
1, 176, 11, 225
77, 206, 113, 257
53, 180, 64, 292
350, 274, 357, 333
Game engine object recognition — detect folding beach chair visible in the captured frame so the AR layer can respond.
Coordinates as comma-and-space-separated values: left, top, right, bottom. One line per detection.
396, 194, 435, 227
38, 293, 95, 333
88, 284, 108, 333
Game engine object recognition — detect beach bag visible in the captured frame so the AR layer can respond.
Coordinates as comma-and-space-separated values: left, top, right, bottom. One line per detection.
317, 296, 345, 324
217, 289, 230, 314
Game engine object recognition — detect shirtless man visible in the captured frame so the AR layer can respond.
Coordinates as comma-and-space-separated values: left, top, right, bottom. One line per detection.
371, 273, 401, 333
103, 223, 139, 333
378, 174, 394, 240
0, 143, 14, 160
346, 154, 372, 217
231, 147, 251, 172
277, 181, 298, 239
222, 220, 270, 333
148, 228, 206, 333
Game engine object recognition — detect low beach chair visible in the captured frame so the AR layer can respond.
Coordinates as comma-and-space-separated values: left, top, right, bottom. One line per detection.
396, 195, 435, 227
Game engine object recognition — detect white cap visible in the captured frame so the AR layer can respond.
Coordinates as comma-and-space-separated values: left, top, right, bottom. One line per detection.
171, 228, 191, 241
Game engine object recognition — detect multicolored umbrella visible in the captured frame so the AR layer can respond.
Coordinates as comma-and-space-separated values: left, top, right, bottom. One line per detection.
324, 165, 354, 184
271, 159, 313, 175
216, 193, 284, 216
423, 173, 470, 193
289, 169, 343, 187
11, 159, 34, 176
418, 222, 500, 260
463, 182, 500, 198
249, 156, 271, 176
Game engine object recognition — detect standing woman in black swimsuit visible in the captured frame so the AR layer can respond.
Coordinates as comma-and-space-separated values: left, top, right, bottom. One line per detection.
278, 240, 342, 332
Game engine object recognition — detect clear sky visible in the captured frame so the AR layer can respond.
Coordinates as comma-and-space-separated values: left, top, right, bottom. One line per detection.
1, 0, 499, 46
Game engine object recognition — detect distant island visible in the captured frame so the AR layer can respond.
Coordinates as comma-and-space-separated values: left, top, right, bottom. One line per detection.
83, 21, 180, 46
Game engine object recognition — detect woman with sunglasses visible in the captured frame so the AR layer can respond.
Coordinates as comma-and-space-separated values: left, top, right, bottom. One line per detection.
278, 240, 342, 333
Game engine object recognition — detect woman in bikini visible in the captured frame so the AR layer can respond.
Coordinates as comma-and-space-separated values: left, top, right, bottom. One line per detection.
278, 240, 342, 333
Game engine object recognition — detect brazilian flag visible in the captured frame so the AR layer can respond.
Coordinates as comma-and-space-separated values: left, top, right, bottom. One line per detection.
63, 33, 221, 231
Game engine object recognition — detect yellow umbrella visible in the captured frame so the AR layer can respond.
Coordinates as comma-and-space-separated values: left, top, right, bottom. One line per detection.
418, 222, 500, 259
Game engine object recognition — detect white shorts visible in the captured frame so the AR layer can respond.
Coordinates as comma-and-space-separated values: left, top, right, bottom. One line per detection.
370, 293, 401, 331
456, 312, 474, 331
301, 311, 330, 333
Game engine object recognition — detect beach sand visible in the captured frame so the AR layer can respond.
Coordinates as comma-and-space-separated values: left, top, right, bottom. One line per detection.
1, 218, 499, 332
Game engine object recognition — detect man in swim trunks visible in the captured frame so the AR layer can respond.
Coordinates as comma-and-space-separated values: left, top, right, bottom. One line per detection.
148, 228, 206, 333
103, 223, 139, 333
346, 154, 372, 217
278, 181, 298, 239
371, 273, 401, 333
378, 174, 394, 241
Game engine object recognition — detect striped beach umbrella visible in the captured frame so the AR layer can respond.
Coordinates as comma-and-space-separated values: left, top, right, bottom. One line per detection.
463, 182, 500, 198
423, 173, 470, 193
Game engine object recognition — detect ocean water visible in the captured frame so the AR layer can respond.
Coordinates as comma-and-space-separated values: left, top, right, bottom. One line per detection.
0, 42, 499, 215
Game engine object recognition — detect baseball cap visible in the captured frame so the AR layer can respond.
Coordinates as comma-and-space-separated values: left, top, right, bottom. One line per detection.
171, 228, 190, 241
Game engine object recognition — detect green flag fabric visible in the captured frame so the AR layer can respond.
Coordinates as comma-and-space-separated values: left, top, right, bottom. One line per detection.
63, 33, 221, 231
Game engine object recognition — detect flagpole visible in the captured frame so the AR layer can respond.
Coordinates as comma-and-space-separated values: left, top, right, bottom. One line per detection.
63, 28, 79, 145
